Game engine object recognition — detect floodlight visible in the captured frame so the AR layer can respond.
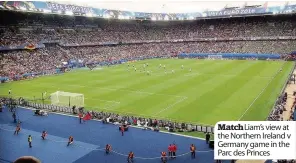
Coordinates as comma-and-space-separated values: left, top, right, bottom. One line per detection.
66, 11, 73, 15
20, 7, 26, 11
104, 14, 110, 18
43, 9, 51, 13
164, 15, 169, 20
86, 13, 93, 17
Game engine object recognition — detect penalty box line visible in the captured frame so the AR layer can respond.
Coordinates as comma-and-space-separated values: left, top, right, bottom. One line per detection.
40, 83, 188, 99
84, 86, 189, 114
37, 83, 188, 112
83, 85, 189, 114
84, 98, 121, 111
84, 97, 120, 104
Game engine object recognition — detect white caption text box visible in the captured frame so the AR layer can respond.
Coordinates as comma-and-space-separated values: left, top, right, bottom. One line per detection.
214, 121, 296, 160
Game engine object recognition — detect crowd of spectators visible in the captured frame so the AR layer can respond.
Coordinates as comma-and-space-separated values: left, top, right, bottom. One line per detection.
288, 93, 296, 121
0, 11, 296, 43
88, 108, 196, 132
275, 160, 296, 163
0, 48, 60, 77
1, 40, 296, 78
1, 11, 296, 79
1, 10, 296, 163
1, 10, 296, 45
267, 92, 287, 121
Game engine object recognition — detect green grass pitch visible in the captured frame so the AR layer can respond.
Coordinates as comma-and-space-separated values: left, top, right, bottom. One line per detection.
0, 59, 293, 126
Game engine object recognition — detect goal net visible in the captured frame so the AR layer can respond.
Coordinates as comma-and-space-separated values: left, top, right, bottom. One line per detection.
50, 91, 84, 107
207, 55, 223, 60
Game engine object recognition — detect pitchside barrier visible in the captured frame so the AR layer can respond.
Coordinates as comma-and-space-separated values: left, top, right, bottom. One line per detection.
0, 97, 214, 134
178, 53, 281, 59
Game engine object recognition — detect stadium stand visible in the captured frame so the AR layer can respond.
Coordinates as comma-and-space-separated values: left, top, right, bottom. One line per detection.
1, 2, 296, 162
1, 9, 296, 80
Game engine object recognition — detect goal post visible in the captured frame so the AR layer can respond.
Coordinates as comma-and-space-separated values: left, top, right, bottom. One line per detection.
50, 91, 84, 107
207, 55, 223, 60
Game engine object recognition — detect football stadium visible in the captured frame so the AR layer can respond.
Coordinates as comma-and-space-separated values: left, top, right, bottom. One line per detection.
0, 1, 296, 163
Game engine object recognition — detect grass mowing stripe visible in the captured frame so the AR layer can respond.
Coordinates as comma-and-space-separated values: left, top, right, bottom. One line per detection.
239, 61, 294, 121
0, 59, 291, 126
181, 61, 271, 124
237, 61, 286, 120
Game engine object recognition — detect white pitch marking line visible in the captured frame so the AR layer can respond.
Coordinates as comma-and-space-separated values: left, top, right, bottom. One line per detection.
104, 102, 120, 110
84, 97, 120, 104
9, 83, 190, 115
86, 102, 120, 111
184, 72, 199, 76
153, 96, 188, 116
237, 63, 286, 121
40, 83, 187, 99
15, 79, 190, 120
184, 72, 273, 79
86, 101, 121, 111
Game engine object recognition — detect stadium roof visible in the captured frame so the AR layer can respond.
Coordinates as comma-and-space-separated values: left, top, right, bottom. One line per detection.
48, 0, 294, 13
